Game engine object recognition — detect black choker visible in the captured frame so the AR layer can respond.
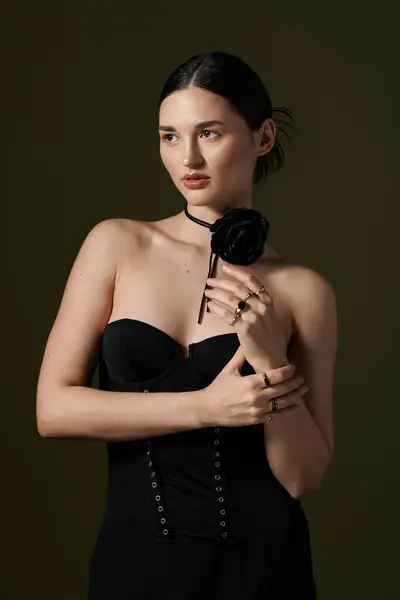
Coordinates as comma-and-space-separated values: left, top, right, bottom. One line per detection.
183, 201, 270, 324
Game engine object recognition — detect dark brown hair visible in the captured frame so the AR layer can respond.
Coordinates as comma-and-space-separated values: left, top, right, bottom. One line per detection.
158, 51, 295, 184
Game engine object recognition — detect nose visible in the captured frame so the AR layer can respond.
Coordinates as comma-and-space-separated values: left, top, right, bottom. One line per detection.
183, 140, 204, 169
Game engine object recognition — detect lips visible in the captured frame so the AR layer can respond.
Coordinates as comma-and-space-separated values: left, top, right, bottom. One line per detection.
182, 177, 211, 189
183, 175, 210, 180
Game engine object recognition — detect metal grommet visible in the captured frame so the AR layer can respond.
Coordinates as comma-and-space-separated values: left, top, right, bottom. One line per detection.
151, 471, 156, 477
215, 474, 220, 480
216, 486, 222, 492
155, 494, 161, 501
220, 509, 225, 515
160, 517, 166, 524
222, 532, 228, 538
152, 482, 157, 488
214, 427, 219, 433
214, 440, 219, 445
215, 461, 220, 467
158, 505, 163, 512
163, 529, 169, 535
144, 389, 149, 393
218, 497, 224, 502
215, 452, 220, 457
220, 521, 226, 527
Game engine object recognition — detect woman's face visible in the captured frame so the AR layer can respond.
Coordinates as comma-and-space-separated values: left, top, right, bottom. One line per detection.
158, 86, 273, 208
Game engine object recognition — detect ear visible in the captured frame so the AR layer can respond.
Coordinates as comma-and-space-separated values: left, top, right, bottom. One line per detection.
258, 118, 276, 156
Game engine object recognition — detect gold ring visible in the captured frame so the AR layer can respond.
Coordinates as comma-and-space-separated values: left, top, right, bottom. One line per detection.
234, 300, 250, 317
229, 292, 253, 326
255, 285, 265, 296
270, 398, 279, 412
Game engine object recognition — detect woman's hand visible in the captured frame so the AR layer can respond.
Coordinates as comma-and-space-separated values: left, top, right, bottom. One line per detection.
199, 345, 308, 428
204, 263, 288, 371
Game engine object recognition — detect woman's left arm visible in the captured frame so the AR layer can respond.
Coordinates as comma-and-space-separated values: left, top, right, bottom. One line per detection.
259, 269, 338, 499
205, 263, 338, 499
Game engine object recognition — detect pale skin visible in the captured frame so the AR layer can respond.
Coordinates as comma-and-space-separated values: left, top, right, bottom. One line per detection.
156, 86, 337, 497
36, 85, 337, 499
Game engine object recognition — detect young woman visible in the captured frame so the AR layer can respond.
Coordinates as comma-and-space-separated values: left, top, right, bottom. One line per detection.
36, 51, 337, 599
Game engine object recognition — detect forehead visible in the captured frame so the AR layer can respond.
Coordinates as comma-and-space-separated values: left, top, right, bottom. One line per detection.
159, 86, 235, 125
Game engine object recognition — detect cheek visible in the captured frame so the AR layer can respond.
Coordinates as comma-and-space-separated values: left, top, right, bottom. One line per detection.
215, 142, 253, 179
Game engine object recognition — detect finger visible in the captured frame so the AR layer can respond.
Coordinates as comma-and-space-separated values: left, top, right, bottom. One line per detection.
221, 344, 247, 374
262, 402, 298, 422
264, 384, 309, 412
205, 279, 250, 302
206, 282, 266, 317
261, 378, 307, 401
221, 264, 271, 299
257, 362, 297, 387
259, 371, 304, 394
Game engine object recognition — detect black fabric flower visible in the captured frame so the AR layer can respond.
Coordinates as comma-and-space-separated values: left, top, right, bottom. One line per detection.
209, 207, 270, 265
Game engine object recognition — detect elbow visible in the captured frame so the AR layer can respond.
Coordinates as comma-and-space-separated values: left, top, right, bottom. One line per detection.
288, 476, 322, 499
289, 481, 320, 500
36, 392, 61, 438
36, 409, 56, 437
289, 455, 334, 499
37, 422, 54, 438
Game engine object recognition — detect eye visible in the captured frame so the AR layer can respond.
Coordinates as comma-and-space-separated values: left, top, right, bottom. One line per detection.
161, 130, 218, 143
161, 133, 178, 143
200, 129, 218, 139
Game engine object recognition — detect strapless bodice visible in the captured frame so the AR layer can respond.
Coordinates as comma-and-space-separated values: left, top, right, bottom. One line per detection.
99, 317, 242, 387
96, 317, 301, 544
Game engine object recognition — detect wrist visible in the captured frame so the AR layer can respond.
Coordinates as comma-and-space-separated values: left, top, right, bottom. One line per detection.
252, 355, 289, 373
194, 387, 215, 429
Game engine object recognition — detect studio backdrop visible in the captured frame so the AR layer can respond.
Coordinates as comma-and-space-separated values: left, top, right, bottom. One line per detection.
3, 1, 399, 599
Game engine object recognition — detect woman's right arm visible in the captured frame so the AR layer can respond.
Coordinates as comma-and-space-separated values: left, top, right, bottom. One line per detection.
36, 219, 204, 442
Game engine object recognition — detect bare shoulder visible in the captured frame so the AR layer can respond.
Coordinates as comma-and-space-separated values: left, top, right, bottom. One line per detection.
259, 244, 335, 310
82, 217, 141, 253
261, 250, 337, 349
36, 216, 148, 432
93, 216, 157, 266
281, 261, 338, 357
109, 216, 158, 249
275, 261, 336, 309
99, 216, 150, 245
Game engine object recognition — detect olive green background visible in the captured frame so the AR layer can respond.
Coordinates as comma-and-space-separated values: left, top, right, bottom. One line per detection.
3, 1, 399, 598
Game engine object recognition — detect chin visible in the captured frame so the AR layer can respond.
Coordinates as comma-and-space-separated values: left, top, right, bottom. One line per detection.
181, 191, 214, 204
184, 194, 213, 204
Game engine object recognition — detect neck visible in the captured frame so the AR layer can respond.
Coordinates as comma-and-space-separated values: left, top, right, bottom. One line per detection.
176, 198, 253, 251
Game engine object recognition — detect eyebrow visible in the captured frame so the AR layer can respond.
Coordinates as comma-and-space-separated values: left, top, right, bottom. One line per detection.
158, 120, 225, 132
